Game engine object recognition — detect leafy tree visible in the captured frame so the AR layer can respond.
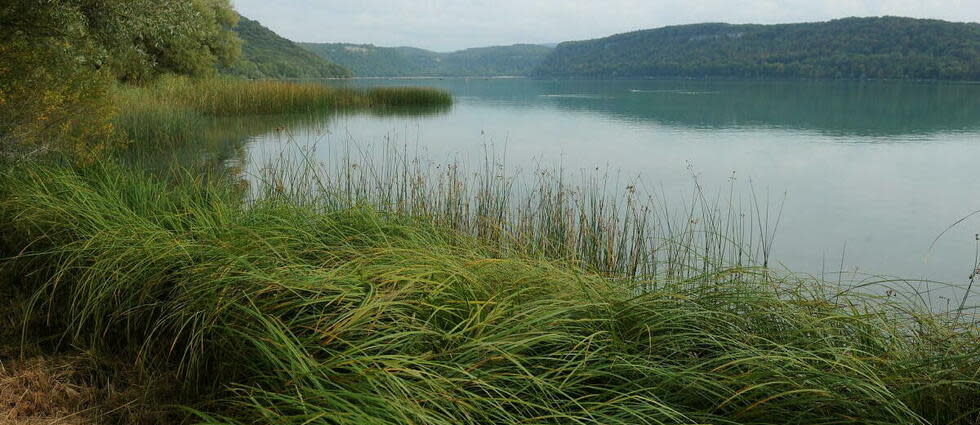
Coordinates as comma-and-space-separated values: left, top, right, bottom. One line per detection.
0, 35, 117, 162
0, 0, 241, 159
1, 0, 241, 80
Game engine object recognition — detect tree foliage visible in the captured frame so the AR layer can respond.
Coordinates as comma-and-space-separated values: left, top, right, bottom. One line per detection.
2, 0, 241, 81
533, 17, 980, 81
0, 0, 241, 159
0, 38, 117, 162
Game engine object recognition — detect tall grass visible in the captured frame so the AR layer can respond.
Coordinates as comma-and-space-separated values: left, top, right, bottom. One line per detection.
367, 87, 455, 108
253, 143, 782, 284
115, 76, 451, 117
111, 76, 452, 164
1, 160, 978, 425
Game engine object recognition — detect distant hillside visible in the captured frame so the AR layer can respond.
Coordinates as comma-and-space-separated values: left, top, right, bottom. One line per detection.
533, 17, 980, 81
224, 16, 351, 79
299, 43, 553, 77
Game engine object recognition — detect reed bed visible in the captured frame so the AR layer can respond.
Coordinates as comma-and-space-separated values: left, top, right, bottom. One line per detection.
1, 160, 978, 425
367, 87, 455, 108
252, 143, 783, 285
111, 76, 452, 154
115, 76, 451, 117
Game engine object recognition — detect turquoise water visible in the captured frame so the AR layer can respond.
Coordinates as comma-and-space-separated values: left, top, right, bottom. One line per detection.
245, 78, 980, 300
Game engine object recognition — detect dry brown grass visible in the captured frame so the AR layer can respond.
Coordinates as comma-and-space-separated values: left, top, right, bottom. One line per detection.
1, 278, 97, 424
0, 346, 180, 425
0, 355, 97, 425
1, 275, 179, 425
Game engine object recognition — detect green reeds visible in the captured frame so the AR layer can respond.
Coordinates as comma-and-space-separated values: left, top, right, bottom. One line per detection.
110, 76, 452, 159
366, 87, 454, 108
114, 76, 451, 118
1, 160, 978, 425
252, 143, 779, 284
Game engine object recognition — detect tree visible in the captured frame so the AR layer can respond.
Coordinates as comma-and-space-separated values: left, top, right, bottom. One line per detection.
0, 0, 241, 159
1, 0, 241, 80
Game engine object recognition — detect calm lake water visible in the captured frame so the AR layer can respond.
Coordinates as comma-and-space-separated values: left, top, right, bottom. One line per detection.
241, 78, 980, 303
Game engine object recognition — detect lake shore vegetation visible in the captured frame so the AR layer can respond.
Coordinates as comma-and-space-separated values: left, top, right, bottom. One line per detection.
1, 156, 978, 424
2, 2, 979, 425
112, 76, 450, 148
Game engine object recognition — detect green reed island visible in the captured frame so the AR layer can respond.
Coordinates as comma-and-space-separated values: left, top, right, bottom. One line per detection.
1, 1, 978, 424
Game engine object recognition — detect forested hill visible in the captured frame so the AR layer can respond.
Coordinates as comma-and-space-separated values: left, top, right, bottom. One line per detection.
532, 17, 980, 81
299, 43, 553, 77
224, 16, 351, 79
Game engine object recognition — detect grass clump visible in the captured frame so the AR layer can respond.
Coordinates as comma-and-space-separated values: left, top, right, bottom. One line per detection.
115, 75, 451, 117
367, 87, 454, 107
255, 144, 778, 283
1, 161, 978, 425
110, 76, 452, 155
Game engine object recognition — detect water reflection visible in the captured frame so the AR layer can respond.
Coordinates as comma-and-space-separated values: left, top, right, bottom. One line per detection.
121, 104, 453, 174
117, 77, 980, 305
325, 78, 980, 137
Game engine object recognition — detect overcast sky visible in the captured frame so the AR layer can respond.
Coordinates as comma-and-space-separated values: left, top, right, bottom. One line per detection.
232, 1, 980, 51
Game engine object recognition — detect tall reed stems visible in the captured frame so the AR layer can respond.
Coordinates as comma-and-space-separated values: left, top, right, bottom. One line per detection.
251, 142, 782, 286
1, 160, 977, 425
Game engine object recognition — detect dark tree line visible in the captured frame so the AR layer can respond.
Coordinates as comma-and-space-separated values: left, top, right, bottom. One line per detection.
300, 43, 554, 77
533, 17, 980, 81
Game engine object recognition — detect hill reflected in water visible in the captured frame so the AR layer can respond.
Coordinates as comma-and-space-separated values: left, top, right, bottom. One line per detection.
333, 78, 980, 137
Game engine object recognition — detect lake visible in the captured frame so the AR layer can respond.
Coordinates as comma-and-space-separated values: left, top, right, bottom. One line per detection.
239, 78, 980, 304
